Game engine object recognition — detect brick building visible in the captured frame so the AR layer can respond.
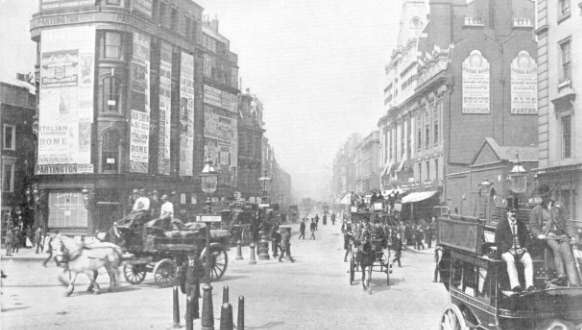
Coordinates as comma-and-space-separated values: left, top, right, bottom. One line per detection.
30, 0, 206, 234
378, 0, 538, 218
1, 79, 36, 240
535, 0, 582, 220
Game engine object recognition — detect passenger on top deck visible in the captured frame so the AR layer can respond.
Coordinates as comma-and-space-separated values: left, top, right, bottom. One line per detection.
529, 184, 579, 287
496, 205, 534, 293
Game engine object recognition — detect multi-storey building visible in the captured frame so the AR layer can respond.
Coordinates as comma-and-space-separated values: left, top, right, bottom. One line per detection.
379, 0, 538, 218
201, 18, 239, 197
237, 90, 264, 200
331, 133, 362, 197
535, 0, 582, 220
354, 131, 381, 193
30, 0, 205, 234
1, 79, 36, 241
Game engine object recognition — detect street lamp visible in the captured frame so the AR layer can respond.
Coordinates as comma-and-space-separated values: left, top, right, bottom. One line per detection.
508, 154, 527, 194
258, 170, 271, 205
199, 159, 218, 284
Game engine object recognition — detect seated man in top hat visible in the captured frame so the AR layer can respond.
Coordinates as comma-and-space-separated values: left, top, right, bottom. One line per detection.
496, 202, 534, 292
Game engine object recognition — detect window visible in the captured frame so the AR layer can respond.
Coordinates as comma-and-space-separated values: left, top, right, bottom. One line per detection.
3, 125, 15, 150
101, 75, 121, 113
558, 0, 570, 20
561, 115, 572, 159
434, 102, 441, 145
106, 0, 121, 5
389, 129, 393, 160
102, 32, 122, 59
2, 161, 15, 192
559, 39, 571, 83
435, 159, 439, 182
406, 119, 411, 157
424, 113, 430, 149
159, 2, 168, 27
416, 115, 422, 151
426, 161, 430, 181
400, 123, 405, 158
184, 16, 192, 38
101, 130, 120, 172
170, 8, 178, 31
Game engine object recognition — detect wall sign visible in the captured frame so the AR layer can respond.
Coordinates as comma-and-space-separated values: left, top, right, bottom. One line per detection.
158, 41, 172, 175
510, 51, 537, 115
129, 32, 151, 173
462, 50, 490, 114
179, 51, 195, 176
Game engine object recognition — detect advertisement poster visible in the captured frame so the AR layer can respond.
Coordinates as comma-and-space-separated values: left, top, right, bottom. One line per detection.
203, 84, 238, 113
132, 0, 153, 17
511, 51, 537, 115
129, 32, 151, 173
158, 42, 172, 175
462, 50, 490, 114
179, 52, 195, 176
37, 25, 95, 174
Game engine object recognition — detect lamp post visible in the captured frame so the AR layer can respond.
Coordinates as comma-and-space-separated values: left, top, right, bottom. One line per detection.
258, 170, 271, 206
200, 159, 218, 284
507, 153, 527, 209
257, 170, 272, 260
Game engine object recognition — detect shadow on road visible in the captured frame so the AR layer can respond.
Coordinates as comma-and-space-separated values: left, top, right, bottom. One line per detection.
1, 305, 30, 312
246, 321, 285, 329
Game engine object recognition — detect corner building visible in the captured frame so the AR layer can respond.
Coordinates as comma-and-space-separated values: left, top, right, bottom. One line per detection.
31, 0, 205, 234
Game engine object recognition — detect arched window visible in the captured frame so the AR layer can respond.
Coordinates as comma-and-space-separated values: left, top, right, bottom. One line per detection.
101, 129, 120, 172
101, 75, 121, 113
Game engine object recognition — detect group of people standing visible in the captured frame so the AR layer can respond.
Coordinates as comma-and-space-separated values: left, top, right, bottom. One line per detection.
4, 211, 44, 256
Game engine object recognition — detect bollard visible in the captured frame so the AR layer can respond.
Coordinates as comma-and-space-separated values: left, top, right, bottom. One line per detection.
220, 303, 234, 330
257, 231, 270, 260
193, 282, 200, 320
237, 296, 244, 330
222, 285, 229, 304
235, 240, 243, 260
249, 243, 257, 265
201, 284, 214, 330
185, 290, 194, 330
172, 286, 180, 328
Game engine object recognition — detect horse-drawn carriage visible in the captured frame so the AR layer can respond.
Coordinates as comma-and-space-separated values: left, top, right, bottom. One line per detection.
436, 214, 582, 330
346, 211, 392, 293
113, 213, 230, 287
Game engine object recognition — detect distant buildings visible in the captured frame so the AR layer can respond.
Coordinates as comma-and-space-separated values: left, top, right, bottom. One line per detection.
237, 90, 265, 200
535, 0, 582, 219
354, 131, 380, 193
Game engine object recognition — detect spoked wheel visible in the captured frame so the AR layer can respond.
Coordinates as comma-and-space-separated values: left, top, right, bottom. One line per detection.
439, 304, 469, 330
123, 263, 147, 284
153, 259, 177, 287
201, 245, 228, 282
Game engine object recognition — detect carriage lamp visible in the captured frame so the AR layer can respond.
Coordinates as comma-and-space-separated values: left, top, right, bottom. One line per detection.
508, 154, 527, 194
200, 159, 218, 195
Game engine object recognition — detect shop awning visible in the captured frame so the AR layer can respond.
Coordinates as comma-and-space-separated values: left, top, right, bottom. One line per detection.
382, 188, 406, 197
401, 190, 438, 204
339, 193, 352, 205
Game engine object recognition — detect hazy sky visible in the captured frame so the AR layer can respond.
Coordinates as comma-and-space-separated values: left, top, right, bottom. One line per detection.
0, 0, 401, 200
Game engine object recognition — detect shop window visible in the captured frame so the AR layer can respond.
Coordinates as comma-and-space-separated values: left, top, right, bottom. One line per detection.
3, 124, 15, 150
102, 31, 123, 59
561, 114, 572, 159
2, 161, 15, 192
48, 192, 88, 229
101, 129, 120, 172
100, 74, 121, 113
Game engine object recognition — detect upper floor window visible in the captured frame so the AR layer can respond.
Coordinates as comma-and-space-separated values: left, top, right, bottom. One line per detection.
100, 74, 121, 113
435, 159, 439, 182
558, 0, 571, 21
159, 2, 169, 28
561, 114, 572, 159
2, 160, 15, 192
425, 160, 430, 182
559, 39, 572, 83
170, 8, 178, 31
3, 124, 15, 150
102, 31, 123, 59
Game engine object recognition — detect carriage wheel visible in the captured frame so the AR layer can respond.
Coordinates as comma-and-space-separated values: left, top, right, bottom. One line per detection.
153, 259, 177, 287
349, 256, 355, 285
439, 304, 469, 330
123, 263, 147, 285
201, 245, 228, 282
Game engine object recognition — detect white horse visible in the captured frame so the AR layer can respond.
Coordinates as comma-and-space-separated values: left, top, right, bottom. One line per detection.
48, 235, 123, 296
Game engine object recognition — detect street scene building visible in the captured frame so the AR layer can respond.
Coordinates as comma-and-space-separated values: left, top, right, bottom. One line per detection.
237, 90, 265, 201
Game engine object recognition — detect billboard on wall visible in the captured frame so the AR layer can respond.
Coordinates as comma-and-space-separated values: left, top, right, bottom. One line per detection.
203, 85, 238, 113
129, 32, 151, 173
462, 50, 490, 114
37, 25, 95, 175
179, 52, 195, 176
511, 51, 537, 115
158, 42, 172, 175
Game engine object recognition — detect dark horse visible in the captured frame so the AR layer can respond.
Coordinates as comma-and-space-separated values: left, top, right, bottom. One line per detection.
356, 239, 376, 291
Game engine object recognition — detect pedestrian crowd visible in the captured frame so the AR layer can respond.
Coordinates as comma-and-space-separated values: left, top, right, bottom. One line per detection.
3, 209, 45, 256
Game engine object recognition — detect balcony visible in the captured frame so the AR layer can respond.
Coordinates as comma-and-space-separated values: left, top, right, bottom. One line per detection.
464, 16, 484, 27
513, 17, 533, 28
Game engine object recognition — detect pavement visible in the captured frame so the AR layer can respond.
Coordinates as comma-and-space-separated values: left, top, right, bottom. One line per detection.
1, 222, 449, 329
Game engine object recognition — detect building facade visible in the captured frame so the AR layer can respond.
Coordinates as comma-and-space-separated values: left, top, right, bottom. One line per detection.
1, 80, 36, 241
201, 19, 240, 196
237, 90, 264, 200
379, 0, 538, 217
31, 0, 205, 234
354, 130, 381, 193
331, 133, 362, 197
535, 0, 582, 220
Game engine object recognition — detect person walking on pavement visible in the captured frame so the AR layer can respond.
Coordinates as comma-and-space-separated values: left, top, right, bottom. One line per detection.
34, 227, 44, 254
314, 214, 319, 231
279, 228, 295, 262
415, 225, 425, 250
298, 219, 306, 240
392, 233, 403, 267
310, 219, 316, 240
271, 225, 282, 258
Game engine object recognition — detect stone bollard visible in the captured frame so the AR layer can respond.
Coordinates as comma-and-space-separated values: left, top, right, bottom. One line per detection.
257, 231, 270, 260
235, 240, 243, 260
185, 290, 194, 330
249, 243, 257, 265
237, 296, 244, 330
222, 285, 229, 304
172, 286, 180, 328
219, 303, 234, 330
201, 284, 214, 330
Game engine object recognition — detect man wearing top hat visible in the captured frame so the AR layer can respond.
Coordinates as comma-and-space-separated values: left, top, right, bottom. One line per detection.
496, 202, 534, 292
529, 184, 579, 286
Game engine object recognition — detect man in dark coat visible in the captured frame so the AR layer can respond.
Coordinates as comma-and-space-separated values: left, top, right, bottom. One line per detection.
496, 206, 534, 292
279, 228, 294, 262
391, 232, 402, 267
310, 219, 316, 240
298, 219, 306, 239
271, 225, 282, 258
